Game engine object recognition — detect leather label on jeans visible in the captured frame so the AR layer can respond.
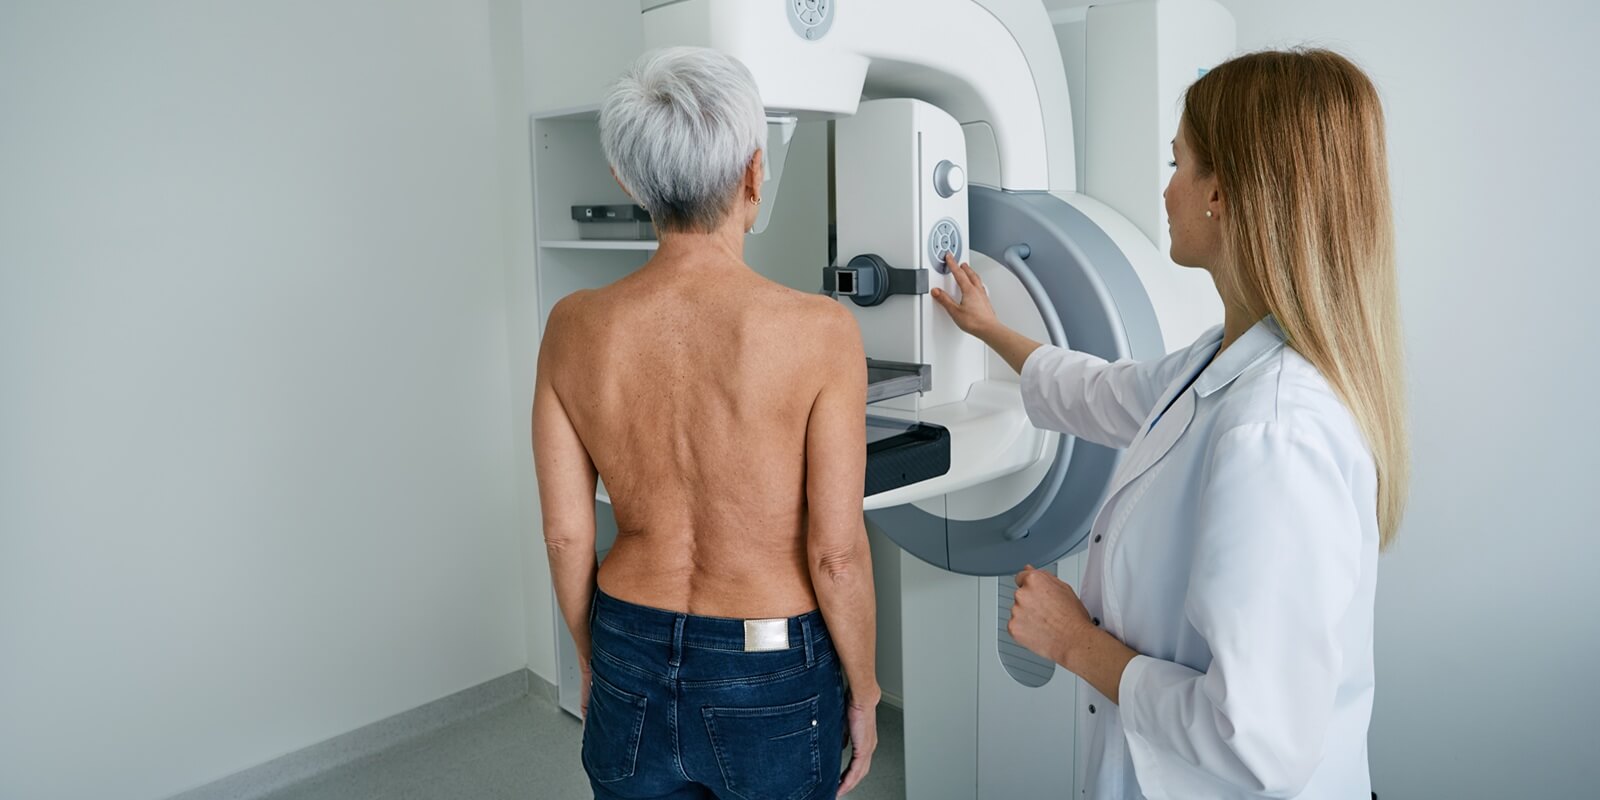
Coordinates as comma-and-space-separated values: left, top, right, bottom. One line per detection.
742, 618, 789, 652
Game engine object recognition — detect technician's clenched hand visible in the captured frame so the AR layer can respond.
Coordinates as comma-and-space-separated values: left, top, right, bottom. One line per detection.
1009, 565, 1138, 704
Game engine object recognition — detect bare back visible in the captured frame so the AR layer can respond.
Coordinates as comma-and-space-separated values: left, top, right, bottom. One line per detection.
544, 255, 857, 618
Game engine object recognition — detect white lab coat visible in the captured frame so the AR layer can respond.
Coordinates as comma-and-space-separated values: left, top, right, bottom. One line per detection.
1020, 317, 1379, 800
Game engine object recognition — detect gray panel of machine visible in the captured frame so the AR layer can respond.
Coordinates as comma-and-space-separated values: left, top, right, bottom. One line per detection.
867, 187, 1165, 575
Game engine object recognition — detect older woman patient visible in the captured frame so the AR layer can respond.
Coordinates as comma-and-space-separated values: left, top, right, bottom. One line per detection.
532, 47, 879, 799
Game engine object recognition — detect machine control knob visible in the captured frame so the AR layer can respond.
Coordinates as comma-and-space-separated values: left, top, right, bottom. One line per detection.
787, 0, 835, 39
928, 218, 964, 272
933, 160, 965, 197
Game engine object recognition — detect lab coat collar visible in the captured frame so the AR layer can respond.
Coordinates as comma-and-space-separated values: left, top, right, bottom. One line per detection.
1193, 316, 1287, 398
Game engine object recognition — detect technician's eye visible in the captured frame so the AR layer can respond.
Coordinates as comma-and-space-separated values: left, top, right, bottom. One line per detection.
1167, 160, 1178, 168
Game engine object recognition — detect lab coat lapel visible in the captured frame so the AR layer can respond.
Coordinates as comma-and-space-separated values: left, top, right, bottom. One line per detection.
1101, 317, 1288, 506
1100, 344, 1213, 502
1105, 386, 1196, 500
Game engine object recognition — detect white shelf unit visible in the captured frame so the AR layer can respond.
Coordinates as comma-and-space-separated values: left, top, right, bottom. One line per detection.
530, 106, 653, 338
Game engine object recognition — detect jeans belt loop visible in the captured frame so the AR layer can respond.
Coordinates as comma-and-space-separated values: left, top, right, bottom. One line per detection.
801, 617, 814, 667
670, 615, 686, 667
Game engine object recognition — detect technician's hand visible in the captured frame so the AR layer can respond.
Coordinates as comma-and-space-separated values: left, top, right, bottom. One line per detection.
838, 691, 879, 797
1008, 565, 1095, 669
930, 253, 999, 339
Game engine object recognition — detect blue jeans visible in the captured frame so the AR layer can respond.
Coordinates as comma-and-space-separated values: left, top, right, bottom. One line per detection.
583, 590, 846, 800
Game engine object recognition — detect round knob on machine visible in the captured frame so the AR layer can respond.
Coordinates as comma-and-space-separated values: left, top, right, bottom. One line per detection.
933, 160, 966, 198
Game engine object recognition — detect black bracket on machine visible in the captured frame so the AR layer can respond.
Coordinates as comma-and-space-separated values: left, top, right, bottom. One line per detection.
822, 253, 928, 307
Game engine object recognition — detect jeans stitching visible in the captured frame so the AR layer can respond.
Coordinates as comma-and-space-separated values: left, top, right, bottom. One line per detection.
670, 677, 689, 781
669, 616, 689, 782
592, 644, 668, 685
593, 615, 673, 644
678, 650, 836, 690
808, 730, 821, 799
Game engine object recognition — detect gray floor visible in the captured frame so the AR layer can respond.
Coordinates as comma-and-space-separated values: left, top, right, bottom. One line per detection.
262, 690, 905, 800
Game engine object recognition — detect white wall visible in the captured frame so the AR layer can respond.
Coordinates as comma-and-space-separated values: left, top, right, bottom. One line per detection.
1052, 0, 1600, 795
0, 3, 533, 799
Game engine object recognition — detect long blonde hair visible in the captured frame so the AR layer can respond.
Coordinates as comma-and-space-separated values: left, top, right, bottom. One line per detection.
1183, 49, 1410, 548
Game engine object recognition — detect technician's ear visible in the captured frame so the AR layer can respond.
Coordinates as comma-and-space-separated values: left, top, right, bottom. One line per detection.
1207, 185, 1225, 220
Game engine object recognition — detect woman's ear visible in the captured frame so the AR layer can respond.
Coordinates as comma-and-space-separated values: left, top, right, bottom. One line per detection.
745, 149, 765, 202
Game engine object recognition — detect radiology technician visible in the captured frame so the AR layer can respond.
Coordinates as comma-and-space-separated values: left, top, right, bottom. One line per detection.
932, 48, 1408, 799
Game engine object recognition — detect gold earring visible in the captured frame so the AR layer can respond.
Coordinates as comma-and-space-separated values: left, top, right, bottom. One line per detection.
750, 195, 762, 205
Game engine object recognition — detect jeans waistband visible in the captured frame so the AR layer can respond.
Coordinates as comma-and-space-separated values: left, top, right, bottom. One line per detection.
592, 589, 830, 653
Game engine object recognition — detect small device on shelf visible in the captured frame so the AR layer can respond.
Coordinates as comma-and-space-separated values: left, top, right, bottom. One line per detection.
571, 204, 656, 240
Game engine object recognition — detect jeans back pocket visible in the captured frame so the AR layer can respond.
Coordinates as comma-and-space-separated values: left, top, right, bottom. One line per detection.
702, 695, 822, 800
582, 673, 648, 783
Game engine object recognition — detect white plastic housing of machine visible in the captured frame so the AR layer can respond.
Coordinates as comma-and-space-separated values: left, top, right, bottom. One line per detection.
642, 0, 1075, 192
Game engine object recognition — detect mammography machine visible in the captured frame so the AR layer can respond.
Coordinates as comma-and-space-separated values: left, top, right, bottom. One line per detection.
560, 0, 1235, 795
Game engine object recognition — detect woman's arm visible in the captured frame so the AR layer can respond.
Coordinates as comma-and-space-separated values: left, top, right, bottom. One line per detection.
803, 303, 878, 796
1009, 565, 1138, 702
931, 254, 1194, 448
531, 298, 600, 715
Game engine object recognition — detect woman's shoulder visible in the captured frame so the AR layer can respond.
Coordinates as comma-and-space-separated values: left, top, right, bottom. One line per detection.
744, 276, 856, 330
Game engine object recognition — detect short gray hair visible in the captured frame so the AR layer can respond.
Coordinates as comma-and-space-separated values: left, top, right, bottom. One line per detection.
599, 47, 766, 233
